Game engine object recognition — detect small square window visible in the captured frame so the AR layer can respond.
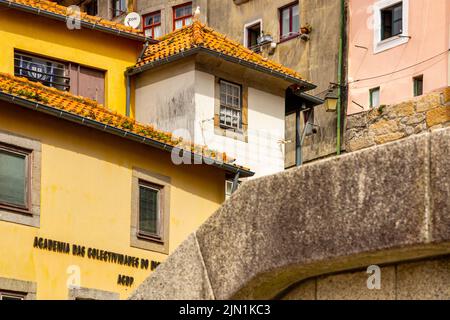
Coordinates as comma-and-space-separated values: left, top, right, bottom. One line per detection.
413, 75, 423, 97
370, 87, 381, 108
0, 144, 31, 212
381, 2, 403, 40
138, 181, 162, 240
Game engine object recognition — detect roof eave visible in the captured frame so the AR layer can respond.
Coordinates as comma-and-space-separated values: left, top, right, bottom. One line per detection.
126, 47, 316, 91
0, 0, 151, 42
0, 91, 254, 178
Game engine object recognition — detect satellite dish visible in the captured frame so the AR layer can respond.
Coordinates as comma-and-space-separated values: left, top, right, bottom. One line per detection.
124, 12, 141, 29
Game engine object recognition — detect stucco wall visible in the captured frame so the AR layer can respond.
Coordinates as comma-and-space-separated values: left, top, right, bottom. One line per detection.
347, 0, 450, 115
194, 70, 285, 177
135, 59, 197, 141
0, 102, 225, 299
207, 0, 343, 165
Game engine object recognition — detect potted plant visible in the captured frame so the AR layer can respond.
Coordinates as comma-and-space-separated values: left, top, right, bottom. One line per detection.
300, 23, 312, 34
257, 31, 273, 45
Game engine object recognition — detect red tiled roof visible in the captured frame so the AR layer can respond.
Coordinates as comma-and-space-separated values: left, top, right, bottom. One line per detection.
0, 72, 252, 174
0, 0, 145, 40
134, 20, 312, 85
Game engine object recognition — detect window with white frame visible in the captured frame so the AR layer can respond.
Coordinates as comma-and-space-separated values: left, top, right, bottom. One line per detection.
373, 0, 409, 53
219, 80, 242, 131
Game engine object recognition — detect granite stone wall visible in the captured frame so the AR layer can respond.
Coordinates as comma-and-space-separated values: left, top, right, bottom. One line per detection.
130, 127, 450, 300
345, 87, 450, 152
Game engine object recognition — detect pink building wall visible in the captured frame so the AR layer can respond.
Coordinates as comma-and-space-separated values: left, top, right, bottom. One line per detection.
347, 0, 450, 115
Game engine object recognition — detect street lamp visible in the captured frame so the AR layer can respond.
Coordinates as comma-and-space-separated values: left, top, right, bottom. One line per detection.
324, 89, 338, 112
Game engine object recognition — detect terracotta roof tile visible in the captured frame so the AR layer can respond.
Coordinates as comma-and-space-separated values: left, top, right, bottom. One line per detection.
0, 0, 144, 39
136, 20, 309, 84
0, 72, 250, 171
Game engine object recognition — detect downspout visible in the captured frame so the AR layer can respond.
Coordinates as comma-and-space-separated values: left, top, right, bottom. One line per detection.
126, 74, 131, 117
336, 0, 345, 155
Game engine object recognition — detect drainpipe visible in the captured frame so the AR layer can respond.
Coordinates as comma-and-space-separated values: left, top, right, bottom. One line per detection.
125, 74, 131, 117
336, 0, 345, 155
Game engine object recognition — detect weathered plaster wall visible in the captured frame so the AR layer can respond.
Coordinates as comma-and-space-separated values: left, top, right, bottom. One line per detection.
135, 57, 286, 177
194, 70, 285, 177
281, 255, 450, 300
134, 59, 197, 141
346, 88, 450, 152
207, 0, 343, 166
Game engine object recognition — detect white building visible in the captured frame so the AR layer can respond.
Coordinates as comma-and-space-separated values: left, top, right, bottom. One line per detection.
127, 20, 316, 178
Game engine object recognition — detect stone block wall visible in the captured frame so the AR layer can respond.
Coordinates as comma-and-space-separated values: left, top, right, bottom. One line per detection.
346, 88, 450, 152
281, 255, 450, 300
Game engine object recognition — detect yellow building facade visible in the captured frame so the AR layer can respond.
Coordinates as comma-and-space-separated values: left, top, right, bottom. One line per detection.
0, 0, 252, 300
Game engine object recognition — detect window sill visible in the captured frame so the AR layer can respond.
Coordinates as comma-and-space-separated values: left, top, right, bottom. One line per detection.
219, 125, 243, 133
0, 203, 32, 216
137, 232, 164, 244
278, 33, 300, 44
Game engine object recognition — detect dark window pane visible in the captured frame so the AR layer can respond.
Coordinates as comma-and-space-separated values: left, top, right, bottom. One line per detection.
381, 3, 403, 40
0, 150, 27, 207
139, 185, 159, 235
414, 76, 423, 96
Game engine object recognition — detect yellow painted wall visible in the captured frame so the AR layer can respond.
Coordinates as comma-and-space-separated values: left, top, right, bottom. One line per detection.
0, 9, 141, 115
0, 104, 225, 299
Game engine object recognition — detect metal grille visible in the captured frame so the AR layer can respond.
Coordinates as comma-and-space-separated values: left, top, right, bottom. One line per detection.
14, 53, 70, 91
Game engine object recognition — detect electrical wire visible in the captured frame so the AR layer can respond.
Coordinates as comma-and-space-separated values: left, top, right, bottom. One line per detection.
349, 48, 450, 84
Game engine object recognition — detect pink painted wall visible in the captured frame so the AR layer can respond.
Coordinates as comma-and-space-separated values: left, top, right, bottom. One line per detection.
347, 0, 450, 115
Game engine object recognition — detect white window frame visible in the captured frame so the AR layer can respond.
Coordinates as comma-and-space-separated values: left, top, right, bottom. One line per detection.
244, 19, 263, 49
373, 0, 409, 54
